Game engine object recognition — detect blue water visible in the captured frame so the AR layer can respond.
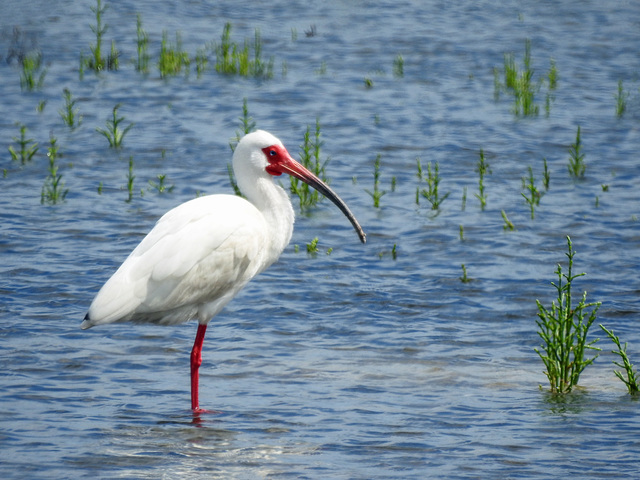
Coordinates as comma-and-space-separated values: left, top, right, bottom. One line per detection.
1, 0, 640, 478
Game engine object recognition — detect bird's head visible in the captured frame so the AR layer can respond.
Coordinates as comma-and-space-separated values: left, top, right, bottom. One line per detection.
232, 130, 366, 244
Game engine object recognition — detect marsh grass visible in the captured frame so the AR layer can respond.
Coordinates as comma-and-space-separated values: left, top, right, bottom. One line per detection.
215, 23, 273, 79
159, 31, 190, 77
615, 79, 629, 118
393, 54, 404, 78
59, 88, 82, 129
195, 47, 208, 77
97, 104, 133, 148
501, 210, 515, 231
41, 136, 68, 205
20, 51, 46, 91
125, 156, 135, 202
290, 119, 329, 210
497, 39, 557, 116
416, 158, 449, 210
535, 236, 601, 394
474, 149, 490, 210
365, 154, 386, 208
9, 124, 38, 164
229, 97, 256, 152
568, 126, 586, 178
503, 39, 539, 115
460, 264, 471, 283
83, 0, 118, 72
545, 58, 558, 116
88, 0, 107, 70
599, 324, 639, 394
135, 14, 150, 73
148, 174, 174, 193
108, 40, 119, 70
521, 166, 543, 219
542, 158, 550, 191
306, 237, 319, 254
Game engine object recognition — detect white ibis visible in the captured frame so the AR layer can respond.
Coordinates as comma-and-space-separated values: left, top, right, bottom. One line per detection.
81, 130, 365, 413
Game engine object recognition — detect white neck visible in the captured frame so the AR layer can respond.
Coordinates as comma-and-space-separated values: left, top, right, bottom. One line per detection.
243, 176, 295, 266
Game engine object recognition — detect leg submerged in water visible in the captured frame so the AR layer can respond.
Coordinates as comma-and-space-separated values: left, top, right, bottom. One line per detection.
190, 323, 207, 412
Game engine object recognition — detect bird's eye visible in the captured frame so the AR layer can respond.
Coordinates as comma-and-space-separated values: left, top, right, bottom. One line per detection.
269, 150, 277, 156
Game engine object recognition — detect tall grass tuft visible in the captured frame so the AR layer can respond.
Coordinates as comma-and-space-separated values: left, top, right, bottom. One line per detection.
290, 119, 329, 210
615, 80, 629, 118
41, 136, 68, 205
81, 0, 109, 72
159, 31, 190, 77
501, 210, 515, 231
20, 51, 46, 91
599, 325, 639, 394
521, 166, 543, 219
148, 173, 174, 193
97, 104, 134, 148
535, 236, 601, 394
135, 14, 150, 73
542, 158, 550, 191
229, 97, 256, 152
365, 154, 386, 208
125, 156, 135, 202
9, 124, 38, 164
214, 23, 273, 79
568, 125, 586, 178
474, 149, 491, 210
393, 54, 404, 78
416, 158, 449, 210
59, 88, 82, 129
496, 39, 558, 116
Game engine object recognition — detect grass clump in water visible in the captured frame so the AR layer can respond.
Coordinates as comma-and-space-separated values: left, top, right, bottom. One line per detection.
96, 104, 134, 148
290, 118, 329, 211
495, 39, 557, 116
534, 236, 601, 394
59, 88, 82, 129
82, 0, 119, 72
365, 154, 386, 208
599, 325, 639, 395
521, 166, 543, 219
215, 23, 273, 79
20, 51, 46, 91
474, 149, 491, 211
568, 125, 586, 178
159, 31, 190, 77
460, 264, 471, 283
614, 80, 629, 118
125, 156, 135, 203
501, 210, 515, 231
9, 124, 38, 164
416, 158, 449, 210
393, 54, 404, 78
135, 14, 150, 73
41, 136, 68, 205
148, 173, 174, 194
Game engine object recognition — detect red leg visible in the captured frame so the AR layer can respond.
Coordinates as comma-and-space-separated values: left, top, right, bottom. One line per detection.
190, 323, 207, 412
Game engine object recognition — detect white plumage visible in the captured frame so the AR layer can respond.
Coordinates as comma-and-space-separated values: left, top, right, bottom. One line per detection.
82, 129, 365, 413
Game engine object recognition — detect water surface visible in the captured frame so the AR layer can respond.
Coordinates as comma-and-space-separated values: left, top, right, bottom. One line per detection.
1, 1, 639, 478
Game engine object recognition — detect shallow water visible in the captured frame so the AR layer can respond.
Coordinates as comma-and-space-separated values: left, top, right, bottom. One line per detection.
1, 0, 640, 478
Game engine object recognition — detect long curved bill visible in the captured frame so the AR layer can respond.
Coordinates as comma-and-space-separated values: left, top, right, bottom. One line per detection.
272, 153, 366, 244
